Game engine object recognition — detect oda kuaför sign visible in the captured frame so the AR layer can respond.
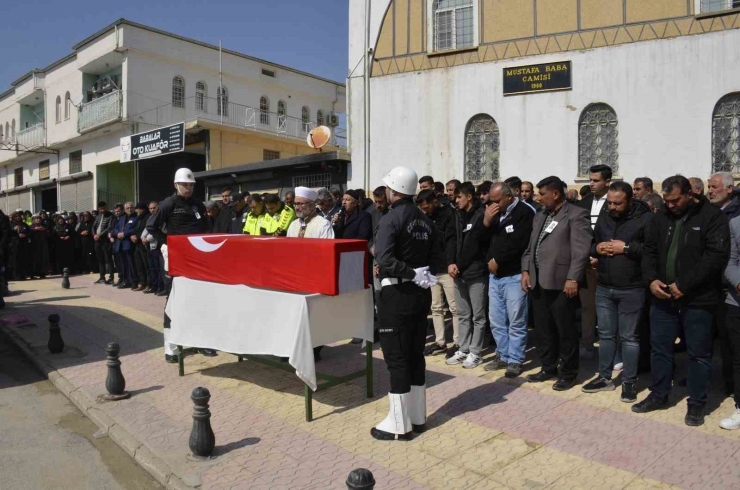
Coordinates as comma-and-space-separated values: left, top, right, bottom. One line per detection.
503, 61, 572, 96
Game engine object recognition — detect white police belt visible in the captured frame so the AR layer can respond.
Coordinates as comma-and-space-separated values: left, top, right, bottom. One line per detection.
381, 278, 413, 287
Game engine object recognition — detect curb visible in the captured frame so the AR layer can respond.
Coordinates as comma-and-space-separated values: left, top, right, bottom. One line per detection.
0, 323, 192, 490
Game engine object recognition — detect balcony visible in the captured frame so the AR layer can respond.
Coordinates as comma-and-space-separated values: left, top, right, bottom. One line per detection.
132, 96, 346, 148
78, 90, 122, 133
15, 123, 45, 150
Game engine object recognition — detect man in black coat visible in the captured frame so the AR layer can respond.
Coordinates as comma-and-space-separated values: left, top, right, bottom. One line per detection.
206, 200, 233, 234
416, 189, 459, 357
333, 190, 372, 240
445, 182, 490, 369
634, 175, 730, 426
581, 182, 653, 403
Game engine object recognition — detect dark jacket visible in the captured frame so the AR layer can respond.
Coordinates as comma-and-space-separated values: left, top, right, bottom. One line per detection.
335, 208, 372, 241
427, 205, 454, 272
146, 194, 208, 243
485, 199, 535, 278
375, 197, 443, 279
592, 199, 653, 289
642, 195, 730, 306
445, 200, 489, 280
369, 207, 389, 255
525, 199, 542, 212
92, 211, 114, 239
721, 198, 740, 221
208, 207, 234, 234
577, 193, 609, 226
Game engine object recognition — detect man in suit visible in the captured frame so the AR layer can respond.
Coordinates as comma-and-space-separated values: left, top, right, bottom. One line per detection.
521, 176, 592, 390
576, 164, 612, 360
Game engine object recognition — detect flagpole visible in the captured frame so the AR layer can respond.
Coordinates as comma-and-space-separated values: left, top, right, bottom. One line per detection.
219, 40, 223, 125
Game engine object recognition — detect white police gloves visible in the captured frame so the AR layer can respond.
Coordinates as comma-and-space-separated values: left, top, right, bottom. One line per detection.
413, 267, 438, 289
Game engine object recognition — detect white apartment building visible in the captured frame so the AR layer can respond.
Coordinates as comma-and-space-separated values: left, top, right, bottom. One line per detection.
0, 19, 346, 213
347, 0, 740, 190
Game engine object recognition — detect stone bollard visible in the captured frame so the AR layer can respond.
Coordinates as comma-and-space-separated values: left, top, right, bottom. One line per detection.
47, 314, 64, 354
346, 468, 375, 490
101, 342, 131, 401
61, 268, 70, 289
189, 387, 215, 459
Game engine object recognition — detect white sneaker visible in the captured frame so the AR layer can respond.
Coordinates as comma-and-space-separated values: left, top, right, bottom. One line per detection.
580, 347, 595, 360
446, 350, 468, 366
462, 353, 482, 369
720, 407, 740, 430
613, 362, 624, 371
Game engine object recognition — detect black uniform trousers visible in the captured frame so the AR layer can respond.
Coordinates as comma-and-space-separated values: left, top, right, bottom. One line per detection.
531, 284, 580, 380
134, 243, 148, 286
377, 282, 432, 393
94, 240, 114, 279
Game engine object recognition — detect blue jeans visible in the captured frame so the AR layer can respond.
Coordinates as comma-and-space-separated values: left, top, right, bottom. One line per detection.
595, 286, 645, 383
649, 299, 714, 407
488, 274, 528, 364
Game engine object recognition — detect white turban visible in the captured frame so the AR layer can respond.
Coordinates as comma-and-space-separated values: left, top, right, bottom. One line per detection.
294, 186, 318, 201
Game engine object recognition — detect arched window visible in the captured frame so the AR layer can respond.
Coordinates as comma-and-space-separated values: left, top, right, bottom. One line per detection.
195, 82, 207, 112
316, 110, 324, 126
217, 86, 228, 117
301, 106, 310, 133
55, 96, 62, 124
464, 114, 500, 181
260, 96, 270, 125
433, 0, 474, 52
0, 125, 3, 142
11, 120, 15, 138
64, 92, 71, 120
712, 93, 740, 174
172, 76, 185, 108
578, 103, 619, 177
4, 123, 8, 141
277, 100, 286, 118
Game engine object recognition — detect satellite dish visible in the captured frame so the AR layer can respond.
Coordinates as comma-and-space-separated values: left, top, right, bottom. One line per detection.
307, 125, 332, 149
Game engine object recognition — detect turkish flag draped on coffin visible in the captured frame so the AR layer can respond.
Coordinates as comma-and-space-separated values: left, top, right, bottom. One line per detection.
167, 234, 369, 296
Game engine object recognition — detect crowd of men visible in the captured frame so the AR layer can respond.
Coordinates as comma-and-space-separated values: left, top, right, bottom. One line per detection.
5, 164, 740, 432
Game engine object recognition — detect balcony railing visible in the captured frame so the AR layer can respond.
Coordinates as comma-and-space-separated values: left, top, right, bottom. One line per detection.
701, 0, 740, 12
15, 123, 45, 149
78, 90, 122, 133
132, 96, 346, 148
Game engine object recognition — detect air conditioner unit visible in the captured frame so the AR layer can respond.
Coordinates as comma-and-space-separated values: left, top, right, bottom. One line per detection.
327, 112, 339, 127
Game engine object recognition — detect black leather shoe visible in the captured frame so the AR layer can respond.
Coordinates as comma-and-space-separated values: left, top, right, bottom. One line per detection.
632, 395, 667, 414
105, 278, 114, 285
412, 423, 426, 434
370, 427, 411, 441
526, 370, 558, 383
685, 405, 705, 427
199, 349, 218, 357
94, 277, 106, 284
155, 290, 168, 297
621, 382, 637, 403
165, 354, 178, 364
143, 287, 155, 294
553, 377, 576, 391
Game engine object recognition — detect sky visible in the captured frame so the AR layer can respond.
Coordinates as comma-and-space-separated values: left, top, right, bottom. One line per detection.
0, 0, 350, 90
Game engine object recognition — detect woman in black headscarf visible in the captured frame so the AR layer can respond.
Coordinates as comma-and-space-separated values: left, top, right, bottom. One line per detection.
67, 212, 83, 273
10, 212, 31, 280
53, 216, 75, 274
29, 215, 50, 279
78, 212, 97, 274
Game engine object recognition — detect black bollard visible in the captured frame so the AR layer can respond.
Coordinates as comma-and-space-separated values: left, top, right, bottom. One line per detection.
346, 468, 375, 490
101, 342, 131, 401
61, 268, 70, 289
48, 314, 64, 354
189, 387, 215, 459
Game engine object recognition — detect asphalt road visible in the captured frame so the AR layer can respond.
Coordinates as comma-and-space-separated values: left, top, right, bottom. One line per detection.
0, 332, 162, 490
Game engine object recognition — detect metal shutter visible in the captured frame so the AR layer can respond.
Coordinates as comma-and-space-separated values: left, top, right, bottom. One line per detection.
7, 193, 19, 213
18, 190, 31, 211
76, 176, 94, 212
60, 181, 76, 213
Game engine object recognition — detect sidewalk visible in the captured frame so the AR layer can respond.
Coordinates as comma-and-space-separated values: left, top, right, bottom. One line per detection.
2, 274, 739, 490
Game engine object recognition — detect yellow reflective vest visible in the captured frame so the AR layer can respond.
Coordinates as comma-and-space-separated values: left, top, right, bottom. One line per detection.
242, 211, 274, 235
265, 205, 297, 236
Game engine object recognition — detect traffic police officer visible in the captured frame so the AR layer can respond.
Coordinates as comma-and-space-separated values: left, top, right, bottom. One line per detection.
146, 168, 208, 363
372, 166, 441, 441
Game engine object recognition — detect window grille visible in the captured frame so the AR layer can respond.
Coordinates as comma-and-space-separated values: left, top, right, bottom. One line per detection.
263, 149, 281, 160
69, 150, 82, 175
578, 103, 619, 177
39, 160, 50, 181
260, 97, 270, 125
293, 173, 332, 189
712, 93, 740, 174
195, 82, 207, 112
14, 167, 23, 187
464, 114, 500, 182
433, 0, 474, 51
172, 77, 185, 108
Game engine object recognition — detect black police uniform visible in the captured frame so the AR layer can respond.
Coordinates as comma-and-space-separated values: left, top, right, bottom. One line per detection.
146, 193, 208, 334
374, 197, 442, 394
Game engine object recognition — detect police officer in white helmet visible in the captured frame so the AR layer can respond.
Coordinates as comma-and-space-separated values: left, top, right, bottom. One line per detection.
146, 168, 209, 363
371, 166, 442, 440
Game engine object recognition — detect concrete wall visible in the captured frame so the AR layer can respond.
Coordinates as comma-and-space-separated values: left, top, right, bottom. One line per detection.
348, 27, 740, 189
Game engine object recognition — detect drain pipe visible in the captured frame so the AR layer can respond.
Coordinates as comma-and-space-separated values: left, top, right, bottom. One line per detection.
363, 0, 372, 192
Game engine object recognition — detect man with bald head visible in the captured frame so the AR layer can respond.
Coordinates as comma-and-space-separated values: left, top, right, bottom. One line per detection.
689, 177, 705, 197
